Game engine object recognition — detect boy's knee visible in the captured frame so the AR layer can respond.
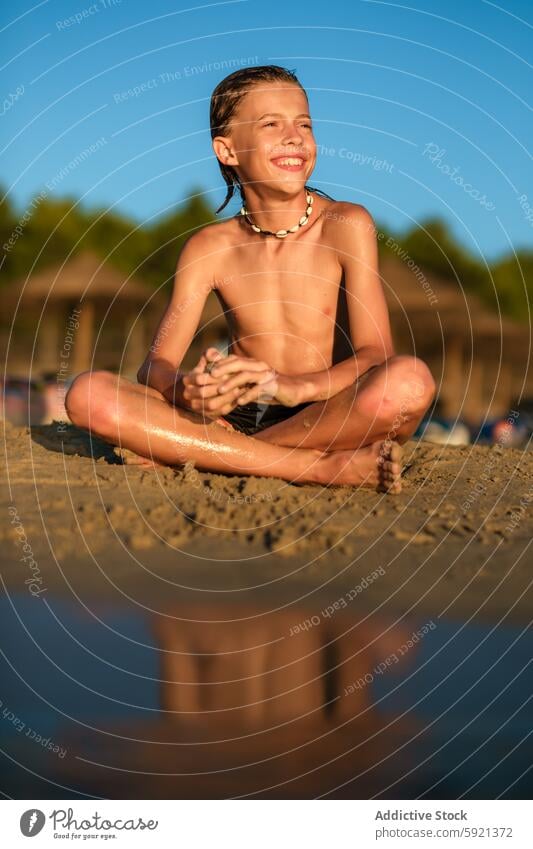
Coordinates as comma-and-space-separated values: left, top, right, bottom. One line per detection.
65, 372, 90, 425
65, 370, 117, 428
355, 356, 435, 423
386, 355, 436, 412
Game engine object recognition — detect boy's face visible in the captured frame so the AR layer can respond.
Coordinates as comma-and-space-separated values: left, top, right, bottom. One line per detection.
216, 81, 317, 196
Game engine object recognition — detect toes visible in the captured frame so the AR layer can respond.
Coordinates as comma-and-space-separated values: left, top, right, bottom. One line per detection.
382, 460, 401, 473
376, 440, 402, 494
389, 442, 402, 463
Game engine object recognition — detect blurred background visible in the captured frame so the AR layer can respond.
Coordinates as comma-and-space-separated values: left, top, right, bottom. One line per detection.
1, 0, 532, 446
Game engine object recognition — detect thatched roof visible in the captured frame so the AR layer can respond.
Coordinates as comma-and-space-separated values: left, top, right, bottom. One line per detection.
5, 251, 155, 305
380, 256, 480, 314
380, 257, 529, 351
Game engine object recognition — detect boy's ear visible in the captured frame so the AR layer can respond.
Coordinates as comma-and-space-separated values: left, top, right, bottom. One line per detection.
212, 136, 239, 167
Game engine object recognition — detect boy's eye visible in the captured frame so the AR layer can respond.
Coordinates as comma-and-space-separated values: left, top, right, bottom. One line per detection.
262, 121, 313, 129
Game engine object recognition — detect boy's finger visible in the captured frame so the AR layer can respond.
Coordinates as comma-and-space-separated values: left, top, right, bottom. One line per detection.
186, 382, 226, 400
219, 369, 276, 393
203, 347, 224, 363
188, 363, 230, 386
184, 372, 217, 387
235, 384, 266, 405
190, 386, 244, 414
204, 353, 229, 376
210, 358, 267, 378
216, 370, 260, 392
190, 380, 247, 401
235, 390, 257, 406
192, 350, 217, 373
236, 375, 277, 405
210, 386, 247, 409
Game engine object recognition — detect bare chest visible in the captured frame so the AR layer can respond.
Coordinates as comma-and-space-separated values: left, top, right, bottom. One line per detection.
214, 240, 344, 334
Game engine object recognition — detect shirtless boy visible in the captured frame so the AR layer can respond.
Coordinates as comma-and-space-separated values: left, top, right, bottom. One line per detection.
66, 65, 436, 492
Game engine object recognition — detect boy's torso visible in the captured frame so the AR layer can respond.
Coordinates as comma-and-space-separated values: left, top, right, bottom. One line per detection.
206, 195, 355, 376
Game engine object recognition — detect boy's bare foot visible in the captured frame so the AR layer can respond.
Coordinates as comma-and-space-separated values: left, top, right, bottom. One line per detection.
317, 440, 403, 493
114, 447, 166, 469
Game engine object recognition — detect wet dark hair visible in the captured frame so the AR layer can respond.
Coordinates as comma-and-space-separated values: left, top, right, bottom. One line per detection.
210, 64, 334, 214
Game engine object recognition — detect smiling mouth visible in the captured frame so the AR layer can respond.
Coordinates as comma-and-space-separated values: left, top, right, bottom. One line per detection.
270, 156, 306, 171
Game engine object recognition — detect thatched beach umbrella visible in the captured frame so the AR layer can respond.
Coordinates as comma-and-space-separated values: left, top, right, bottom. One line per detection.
3, 251, 163, 376
380, 257, 531, 420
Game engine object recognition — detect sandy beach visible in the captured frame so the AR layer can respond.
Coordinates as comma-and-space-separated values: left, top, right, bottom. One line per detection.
1, 419, 532, 800
2, 420, 531, 623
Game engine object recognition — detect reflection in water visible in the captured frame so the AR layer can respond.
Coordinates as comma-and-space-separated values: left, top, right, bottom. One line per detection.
0, 595, 531, 799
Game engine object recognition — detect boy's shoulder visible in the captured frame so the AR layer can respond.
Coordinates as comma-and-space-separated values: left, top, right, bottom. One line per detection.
322, 199, 376, 240
177, 217, 238, 271
184, 215, 240, 252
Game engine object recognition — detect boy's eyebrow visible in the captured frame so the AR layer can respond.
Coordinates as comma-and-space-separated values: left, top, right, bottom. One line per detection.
255, 112, 312, 121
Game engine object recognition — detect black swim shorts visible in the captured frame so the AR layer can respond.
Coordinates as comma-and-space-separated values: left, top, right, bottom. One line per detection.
217, 400, 312, 436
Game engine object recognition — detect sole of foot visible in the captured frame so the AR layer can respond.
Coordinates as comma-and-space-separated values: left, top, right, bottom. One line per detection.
320, 440, 403, 493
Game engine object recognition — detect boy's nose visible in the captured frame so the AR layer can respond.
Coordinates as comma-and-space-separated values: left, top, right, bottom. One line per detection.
283, 125, 304, 143
284, 133, 303, 144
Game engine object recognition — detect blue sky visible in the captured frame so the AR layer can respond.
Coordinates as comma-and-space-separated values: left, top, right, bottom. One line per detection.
1, 0, 532, 261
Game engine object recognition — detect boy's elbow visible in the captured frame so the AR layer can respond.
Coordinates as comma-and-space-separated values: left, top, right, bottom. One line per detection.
356, 345, 390, 369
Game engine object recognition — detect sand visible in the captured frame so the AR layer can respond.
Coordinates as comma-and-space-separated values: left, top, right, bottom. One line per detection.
1, 420, 531, 622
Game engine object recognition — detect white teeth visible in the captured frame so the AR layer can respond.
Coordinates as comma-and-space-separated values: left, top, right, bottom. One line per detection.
275, 157, 303, 166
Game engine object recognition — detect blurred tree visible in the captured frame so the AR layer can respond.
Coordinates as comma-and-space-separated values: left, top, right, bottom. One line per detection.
377, 215, 531, 318
145, 188, 214, 291
490, 251, 533, 321
1, 186, 530, 323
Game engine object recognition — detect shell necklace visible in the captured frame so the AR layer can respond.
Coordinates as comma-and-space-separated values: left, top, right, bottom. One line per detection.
240, 191, 314, 239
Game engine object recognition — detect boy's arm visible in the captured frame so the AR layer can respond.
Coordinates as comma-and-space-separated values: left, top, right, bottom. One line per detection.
137, 230, 215, 406
294, 203, 394, 403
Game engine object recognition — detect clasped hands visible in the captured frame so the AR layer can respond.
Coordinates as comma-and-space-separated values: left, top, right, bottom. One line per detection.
179, 348, 307, 418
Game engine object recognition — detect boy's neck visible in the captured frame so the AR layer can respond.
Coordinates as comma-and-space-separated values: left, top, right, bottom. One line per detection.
239, 186, 311, 234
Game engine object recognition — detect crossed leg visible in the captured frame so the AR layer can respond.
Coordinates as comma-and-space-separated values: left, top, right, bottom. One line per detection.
255, 354, 436, 451
64, 361, 432, 491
